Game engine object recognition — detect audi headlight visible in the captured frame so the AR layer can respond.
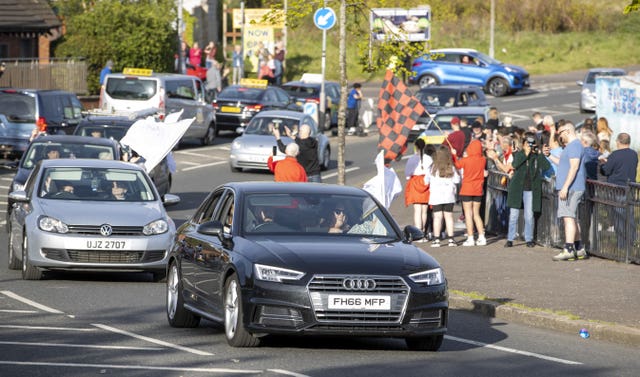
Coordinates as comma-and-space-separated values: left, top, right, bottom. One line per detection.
409, 268, 444, 286
254, 264, 305, 283
143, 219, 168, 235
38, 216, 69, 234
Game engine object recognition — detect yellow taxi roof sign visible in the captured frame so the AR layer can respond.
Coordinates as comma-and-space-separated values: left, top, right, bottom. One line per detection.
123, 68, 153, 76
239, 78, 268, 88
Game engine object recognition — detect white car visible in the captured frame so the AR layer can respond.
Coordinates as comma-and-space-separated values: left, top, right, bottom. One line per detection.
577, 68, 626, 112
7, 158, 175, 281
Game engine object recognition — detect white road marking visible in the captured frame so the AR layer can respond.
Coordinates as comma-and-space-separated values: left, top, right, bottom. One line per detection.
0, 309, 38, 314
181, 160, 228, 172
567, 89, 581, 94
321, 166, 360, 179
0, 290, 64, 314
444, 335, 582, 365
502, 93, 548, 102
179, 161, 201, 166
0, 341, 163, 351
175, 145, 230, 154
92, 323, 214, 356
0, 185, 9, 189
0, 325, 95, 332
268, 369, 312, 377
0, 361, 261, 374
0, 177, 13, 181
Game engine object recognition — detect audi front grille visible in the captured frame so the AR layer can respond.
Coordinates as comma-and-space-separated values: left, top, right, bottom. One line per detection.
307, 275, 410, 325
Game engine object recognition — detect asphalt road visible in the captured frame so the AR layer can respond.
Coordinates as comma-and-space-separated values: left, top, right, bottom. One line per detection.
1, 82, 639, 376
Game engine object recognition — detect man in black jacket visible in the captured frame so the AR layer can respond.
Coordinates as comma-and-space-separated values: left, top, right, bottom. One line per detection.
273, 123, 322, 182
600, 132, 638, 186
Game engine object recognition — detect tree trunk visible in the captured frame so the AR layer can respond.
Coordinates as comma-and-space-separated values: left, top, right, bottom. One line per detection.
337, 0, 347, 185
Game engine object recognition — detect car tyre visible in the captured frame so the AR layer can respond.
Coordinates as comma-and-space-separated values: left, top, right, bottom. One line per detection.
487, 78, 509, 97
166, 262, 201, 327
201, 123, 216, 146
21, 234, 42, 280
322, 111, 331, 133
152, 270, 167, 282
7, 223, 20, 270
405, 335, 443, 351
418, 74, 438, 88
321, 147, 331, 171
224, 273, 260, 347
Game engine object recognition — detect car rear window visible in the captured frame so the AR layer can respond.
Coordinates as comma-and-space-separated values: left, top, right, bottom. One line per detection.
282, 85, 318, 98
0, 92, 36, 122
105, 77, 157, 100
585, 71, 625, 84
22, 142, 117, 169
218, 87, 264, 100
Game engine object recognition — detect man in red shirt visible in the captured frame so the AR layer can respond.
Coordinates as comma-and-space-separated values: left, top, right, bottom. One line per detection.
273, 143, 307, 182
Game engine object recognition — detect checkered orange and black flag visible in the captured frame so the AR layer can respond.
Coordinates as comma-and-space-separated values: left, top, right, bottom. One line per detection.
376, 69, 425, 161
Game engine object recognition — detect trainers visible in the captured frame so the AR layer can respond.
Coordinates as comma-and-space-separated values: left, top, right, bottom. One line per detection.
476, 235, 487, 246
576, 248, 589, 260
448, 238, 457, 247
462, 237, 475, 247
426, 232, 433, 241
416, 238, 427, 243
430, 239, 440, 248
504, 240, 513, 248
526, 241, 535, 248
552, 248, 577, 261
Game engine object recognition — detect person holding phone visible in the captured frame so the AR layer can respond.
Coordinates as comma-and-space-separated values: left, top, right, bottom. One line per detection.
273, 123, 321, 182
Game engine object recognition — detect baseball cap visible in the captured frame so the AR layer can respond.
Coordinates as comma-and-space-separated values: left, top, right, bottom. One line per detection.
450, 116, 460, 125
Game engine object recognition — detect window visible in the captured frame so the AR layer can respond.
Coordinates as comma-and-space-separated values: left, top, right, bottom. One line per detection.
193, 190, 224, 224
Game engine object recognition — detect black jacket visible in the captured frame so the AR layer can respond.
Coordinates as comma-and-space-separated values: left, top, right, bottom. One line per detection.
277, 137, 321, 176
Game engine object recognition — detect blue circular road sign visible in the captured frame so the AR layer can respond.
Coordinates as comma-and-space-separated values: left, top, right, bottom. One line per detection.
314, 7, 336, 30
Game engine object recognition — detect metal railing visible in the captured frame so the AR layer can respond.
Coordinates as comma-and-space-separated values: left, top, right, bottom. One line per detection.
0, 58, 87, 94
484, 170, 639, 263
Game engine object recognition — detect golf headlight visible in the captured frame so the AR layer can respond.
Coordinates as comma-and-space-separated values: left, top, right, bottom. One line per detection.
231, 140, 242, 150
38, 216, 69, 233
143, 219, 168, 235
409, 268, 444, 286
255, 264, 305, 283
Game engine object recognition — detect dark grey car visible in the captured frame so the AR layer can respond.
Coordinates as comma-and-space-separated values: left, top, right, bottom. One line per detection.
0, 89, 84, 159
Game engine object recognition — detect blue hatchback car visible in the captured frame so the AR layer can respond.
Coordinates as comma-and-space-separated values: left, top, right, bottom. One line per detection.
409, 48, 530, 97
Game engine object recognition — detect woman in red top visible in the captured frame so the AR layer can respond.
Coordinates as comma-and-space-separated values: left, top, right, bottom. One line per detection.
454, 139, 487, 246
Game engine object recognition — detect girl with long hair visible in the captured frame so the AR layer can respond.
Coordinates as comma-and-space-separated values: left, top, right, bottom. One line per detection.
425, 145, 460, 247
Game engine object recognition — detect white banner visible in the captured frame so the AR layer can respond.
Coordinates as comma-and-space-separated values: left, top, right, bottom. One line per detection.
120, 111, 193, 173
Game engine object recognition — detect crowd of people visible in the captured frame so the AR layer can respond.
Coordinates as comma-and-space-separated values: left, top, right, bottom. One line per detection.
404, 108, 638, 260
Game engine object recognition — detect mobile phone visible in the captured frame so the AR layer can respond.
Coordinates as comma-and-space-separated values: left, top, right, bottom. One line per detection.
272, 146, 278, 156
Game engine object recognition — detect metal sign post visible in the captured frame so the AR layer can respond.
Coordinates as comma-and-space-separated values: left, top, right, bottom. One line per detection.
313, 6, 336, 132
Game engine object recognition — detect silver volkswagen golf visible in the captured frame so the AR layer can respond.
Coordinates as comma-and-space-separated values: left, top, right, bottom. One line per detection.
7, 159, 175, 281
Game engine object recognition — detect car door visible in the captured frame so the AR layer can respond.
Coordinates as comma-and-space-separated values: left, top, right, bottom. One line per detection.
178, 188, 224, 310
191, 190, 236, 316
457, 54, 489, 87
10, 163, 42, 261
165, 78, 198, 139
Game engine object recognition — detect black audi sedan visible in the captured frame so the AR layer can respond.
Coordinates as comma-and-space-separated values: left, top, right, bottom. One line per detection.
166, 182, 448, 351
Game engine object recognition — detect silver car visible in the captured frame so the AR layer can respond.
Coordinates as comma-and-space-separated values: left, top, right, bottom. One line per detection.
577, 68, 626, 112
229, 110, 331, 172
7, 159, 175, 281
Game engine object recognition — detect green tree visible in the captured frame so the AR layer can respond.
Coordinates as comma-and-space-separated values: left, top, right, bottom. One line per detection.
53, 0, 177, 94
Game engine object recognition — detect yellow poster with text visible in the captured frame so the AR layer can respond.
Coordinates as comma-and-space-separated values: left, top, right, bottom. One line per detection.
243, 26, 274, 74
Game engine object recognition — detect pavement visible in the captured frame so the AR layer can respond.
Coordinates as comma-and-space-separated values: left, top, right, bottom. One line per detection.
374, 151, 640, 348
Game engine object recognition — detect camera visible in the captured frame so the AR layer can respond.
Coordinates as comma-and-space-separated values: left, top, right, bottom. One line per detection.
526, 136, 538, 153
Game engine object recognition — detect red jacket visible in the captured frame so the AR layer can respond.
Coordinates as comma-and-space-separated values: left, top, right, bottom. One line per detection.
454, 140, 486, 196
273, 156, 307, 182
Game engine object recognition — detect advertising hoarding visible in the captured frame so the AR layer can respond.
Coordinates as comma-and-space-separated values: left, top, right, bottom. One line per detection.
370, 7, 431, 42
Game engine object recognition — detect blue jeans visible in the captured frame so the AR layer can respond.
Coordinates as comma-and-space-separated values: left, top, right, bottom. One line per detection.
508, 191, 533, 242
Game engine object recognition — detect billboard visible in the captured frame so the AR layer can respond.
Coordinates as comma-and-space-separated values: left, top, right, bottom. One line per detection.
370, 7, 431, 42
243, 27, 275, 73
596, 75, 640, 151
232, 8, 284, 29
